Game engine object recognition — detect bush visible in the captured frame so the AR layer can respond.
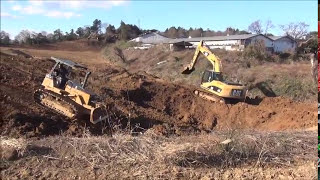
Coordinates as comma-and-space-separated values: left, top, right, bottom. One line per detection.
274, 76, 317, 101
242, 40, 272, 61
103, 40, 140, 65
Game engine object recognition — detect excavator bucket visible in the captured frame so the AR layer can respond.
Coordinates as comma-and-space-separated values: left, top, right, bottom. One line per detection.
90, 106, 108, 124
182, 66, 194, 74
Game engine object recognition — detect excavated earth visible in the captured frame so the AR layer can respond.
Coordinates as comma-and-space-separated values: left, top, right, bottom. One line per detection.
0, 50, 317, 138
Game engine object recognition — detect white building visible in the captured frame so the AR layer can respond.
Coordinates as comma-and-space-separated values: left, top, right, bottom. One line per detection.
129, 32, 172, 49
169, 34, 274, 52
129, 33, 297, 53
268, 36, 297, 53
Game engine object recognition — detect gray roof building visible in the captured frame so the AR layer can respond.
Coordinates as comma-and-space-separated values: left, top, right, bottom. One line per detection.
130, 32, 172, 44
268, 35, 296, 42
168, 34, 273, 43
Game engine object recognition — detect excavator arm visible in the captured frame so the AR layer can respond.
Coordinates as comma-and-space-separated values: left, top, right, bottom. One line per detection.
182, 40, 222, 74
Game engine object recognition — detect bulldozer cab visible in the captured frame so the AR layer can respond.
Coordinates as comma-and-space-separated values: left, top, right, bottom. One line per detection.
48, 57, 90, 90
201, 70, 223, 84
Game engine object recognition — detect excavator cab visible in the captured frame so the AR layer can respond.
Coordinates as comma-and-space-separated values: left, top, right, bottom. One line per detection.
201, 70, 223, 83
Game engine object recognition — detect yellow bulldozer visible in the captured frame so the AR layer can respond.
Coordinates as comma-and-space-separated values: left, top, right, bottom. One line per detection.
34, 57, 108, 124
182, 40, 247, 103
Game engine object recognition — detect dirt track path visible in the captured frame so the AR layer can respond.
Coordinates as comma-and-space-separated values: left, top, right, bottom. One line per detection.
0, 47, 107, 67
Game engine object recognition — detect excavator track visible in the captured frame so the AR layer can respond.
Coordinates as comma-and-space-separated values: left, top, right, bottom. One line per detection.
194, 89, 225, 103
34, 89, 80, 119
194, 89, 244, 104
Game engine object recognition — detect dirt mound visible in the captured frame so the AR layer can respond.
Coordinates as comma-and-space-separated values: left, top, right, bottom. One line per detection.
0, 50, 316, 138
96, 70, 316, 132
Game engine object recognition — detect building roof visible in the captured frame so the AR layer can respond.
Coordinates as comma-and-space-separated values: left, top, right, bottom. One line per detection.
130, 32, 172, 44
268, 36, 283, 40
168, 34, 273, 43
268, 35, 296, 42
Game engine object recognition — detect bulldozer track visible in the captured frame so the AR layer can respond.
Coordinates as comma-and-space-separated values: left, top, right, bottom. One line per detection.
34, 89, 80, 119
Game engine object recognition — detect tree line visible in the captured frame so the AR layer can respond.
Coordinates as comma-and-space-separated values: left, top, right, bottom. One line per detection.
0, 19, 314, 46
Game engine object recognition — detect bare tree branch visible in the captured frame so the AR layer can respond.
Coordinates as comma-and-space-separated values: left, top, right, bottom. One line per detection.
248, 20, 263, 34
264, 20, 274, 35
279, 22, 309, 40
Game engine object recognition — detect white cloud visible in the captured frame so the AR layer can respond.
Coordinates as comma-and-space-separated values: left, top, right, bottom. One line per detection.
12, 4, 44, 15
9, 0, 128, 19
12, 5, 22, 11
59, 1, 84, 9
23, 6, 45, 15
51, 1, 129, 10
1, 12, 19, 19
110, 1, 127, 6
45, 11, 81, 18
83, 1, 128, 9
28, 0, 43, 6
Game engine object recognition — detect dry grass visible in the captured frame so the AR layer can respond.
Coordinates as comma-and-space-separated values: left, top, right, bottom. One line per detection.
0, 137, 28, 157
1, 130, 316, 179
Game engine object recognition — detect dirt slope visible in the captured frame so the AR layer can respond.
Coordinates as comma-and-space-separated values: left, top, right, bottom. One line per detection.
103, 45, 317, 101
92, 67, 316, 133
0, 49, 316, 139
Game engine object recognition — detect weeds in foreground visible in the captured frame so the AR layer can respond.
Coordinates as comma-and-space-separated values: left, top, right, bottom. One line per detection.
1, 130, 316, 179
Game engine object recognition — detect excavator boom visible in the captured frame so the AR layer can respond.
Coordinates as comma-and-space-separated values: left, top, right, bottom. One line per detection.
182, 40, 221, 74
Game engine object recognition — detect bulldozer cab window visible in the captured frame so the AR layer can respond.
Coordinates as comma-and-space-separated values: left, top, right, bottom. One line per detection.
53, 64, 70, 88
201, 70, 223, 83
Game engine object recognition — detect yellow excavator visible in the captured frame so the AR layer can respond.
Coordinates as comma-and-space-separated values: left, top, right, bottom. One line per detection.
34, 57, 108, 124
182, 40, 247, 103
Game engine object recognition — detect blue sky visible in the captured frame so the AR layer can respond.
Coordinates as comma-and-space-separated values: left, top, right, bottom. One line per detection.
1, 0, 317, 38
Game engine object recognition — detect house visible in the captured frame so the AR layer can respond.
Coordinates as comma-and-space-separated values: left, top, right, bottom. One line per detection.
128, 33, 297, 53
129, 32, 172, 49
268, 36, 297, 53
168, 34, 274, 52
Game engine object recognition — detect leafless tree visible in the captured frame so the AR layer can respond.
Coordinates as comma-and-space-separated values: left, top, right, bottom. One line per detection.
298, 37, 318, 84
0, 31, 10, 45
40, 31, 48, 37
248, 20, 263, 34
279, 22, 309, 40
14, 30, 32, 44
264, 20, 274, 35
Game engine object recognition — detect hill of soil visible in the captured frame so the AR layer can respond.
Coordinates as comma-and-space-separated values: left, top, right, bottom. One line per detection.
0, 49, 316, 139
0, 44, 317, 179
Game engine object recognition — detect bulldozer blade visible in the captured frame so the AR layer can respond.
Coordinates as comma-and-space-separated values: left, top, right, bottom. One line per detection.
90, 106, 108, 124
182, 66, 194, 74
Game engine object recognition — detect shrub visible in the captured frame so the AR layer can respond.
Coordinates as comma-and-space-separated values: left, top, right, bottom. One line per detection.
242, 40, 272, 61
274, 76, 317, 101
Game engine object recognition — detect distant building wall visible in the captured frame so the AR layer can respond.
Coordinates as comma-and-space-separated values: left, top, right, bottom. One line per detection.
171, 35, 273, 51
273, 37, 296, 53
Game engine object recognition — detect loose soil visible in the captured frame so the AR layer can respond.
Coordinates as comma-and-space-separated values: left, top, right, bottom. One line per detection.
0, 48, 316, 138
0, 44, 317, 179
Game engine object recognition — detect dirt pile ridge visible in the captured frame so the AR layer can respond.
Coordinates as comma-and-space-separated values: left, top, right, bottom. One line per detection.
0, 49, 317, 138
94, 68, 316, 133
